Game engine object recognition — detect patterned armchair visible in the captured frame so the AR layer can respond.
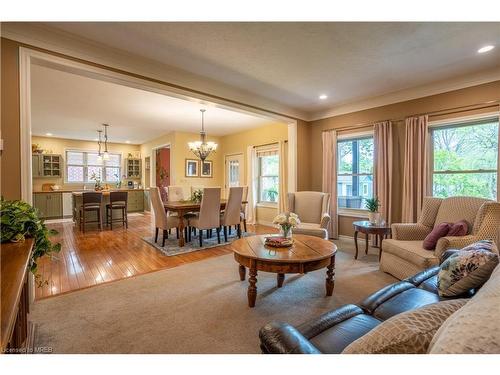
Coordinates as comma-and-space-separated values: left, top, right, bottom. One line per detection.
380, 196, 500, 280
287, 192, 331, 239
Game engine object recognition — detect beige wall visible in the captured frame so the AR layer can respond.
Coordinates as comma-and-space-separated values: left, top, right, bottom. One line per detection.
220, 122, 288, 224
309, 80, 500, 235
31, 136, 141, 191
296, 119, 312, 191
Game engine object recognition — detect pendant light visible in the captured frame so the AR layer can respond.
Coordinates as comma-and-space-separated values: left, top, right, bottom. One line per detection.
102, 123, 110, 160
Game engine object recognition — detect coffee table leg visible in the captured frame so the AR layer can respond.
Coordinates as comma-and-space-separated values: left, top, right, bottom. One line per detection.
238, 264, 246, 281
354, 230, 359, 259
248, 265, 258, 307
277, 273, 285, 288
325, 255, 336, 296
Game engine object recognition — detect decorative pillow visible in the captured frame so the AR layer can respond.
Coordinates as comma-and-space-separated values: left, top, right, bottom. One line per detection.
423, 222, 450, 250
447, 220, 469, 237
341, 299, 468, 354
437, 241, 499, 297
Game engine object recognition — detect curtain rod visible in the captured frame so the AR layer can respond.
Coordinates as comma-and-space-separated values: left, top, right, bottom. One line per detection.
253, 140, 287, 148
321, 100, 500, 133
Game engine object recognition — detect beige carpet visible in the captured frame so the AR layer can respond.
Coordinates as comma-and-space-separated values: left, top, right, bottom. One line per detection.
31, 239, 396, 353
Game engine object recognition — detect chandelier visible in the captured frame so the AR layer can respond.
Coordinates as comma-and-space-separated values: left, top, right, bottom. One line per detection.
188, 109, 218, 161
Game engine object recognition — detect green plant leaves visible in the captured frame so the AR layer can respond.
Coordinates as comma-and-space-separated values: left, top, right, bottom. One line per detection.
1, 198, 61, 284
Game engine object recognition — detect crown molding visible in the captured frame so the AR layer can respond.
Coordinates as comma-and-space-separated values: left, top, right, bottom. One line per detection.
1, 22, 308, 121
307, 66, 500, 121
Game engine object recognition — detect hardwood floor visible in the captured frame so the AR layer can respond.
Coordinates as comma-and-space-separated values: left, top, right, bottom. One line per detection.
36, 213, 276, 300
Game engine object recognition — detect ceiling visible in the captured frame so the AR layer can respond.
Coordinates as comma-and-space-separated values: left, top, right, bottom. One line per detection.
43, 22, 500, 117
30, 64, 275, 143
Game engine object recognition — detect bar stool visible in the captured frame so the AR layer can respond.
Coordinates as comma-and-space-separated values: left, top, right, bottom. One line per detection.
79, 192, 103, 233
106, 191, 128, 229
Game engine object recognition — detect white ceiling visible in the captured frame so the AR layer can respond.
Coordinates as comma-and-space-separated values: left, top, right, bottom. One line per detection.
30, 64, 275, 143
43, 22, 500, 117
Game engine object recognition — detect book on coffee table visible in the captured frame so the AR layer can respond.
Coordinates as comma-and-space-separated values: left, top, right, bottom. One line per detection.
264, 236, 293, 247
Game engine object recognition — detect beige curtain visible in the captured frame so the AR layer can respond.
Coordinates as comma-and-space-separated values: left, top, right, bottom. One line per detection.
246, 145, 258, 224
322, 130, 338, 239
278, 141, 288, 213
374, 121, 393, 225
402, 115, 429, 223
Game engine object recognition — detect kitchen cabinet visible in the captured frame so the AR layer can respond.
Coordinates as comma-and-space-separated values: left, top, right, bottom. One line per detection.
127, 190, 144, 212
32, 154, 62, 178
126, 158, 141, 179
33, 193, 63, 219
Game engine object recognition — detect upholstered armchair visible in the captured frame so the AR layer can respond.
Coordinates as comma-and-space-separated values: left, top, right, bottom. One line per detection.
287, 192, 331, 239
381, 196, 500, 280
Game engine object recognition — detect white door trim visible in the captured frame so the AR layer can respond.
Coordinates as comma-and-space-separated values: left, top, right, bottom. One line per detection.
18, 47, 298, 203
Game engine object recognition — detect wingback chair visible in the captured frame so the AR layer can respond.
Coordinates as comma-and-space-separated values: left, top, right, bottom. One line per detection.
287, 192, 331, 239
381, 196, 500, 280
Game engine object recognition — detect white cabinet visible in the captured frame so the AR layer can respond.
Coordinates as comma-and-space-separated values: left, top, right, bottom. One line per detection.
62, 192, 73, 217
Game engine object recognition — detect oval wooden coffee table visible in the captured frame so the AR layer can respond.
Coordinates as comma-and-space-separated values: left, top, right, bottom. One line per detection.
231, 234, 337, 307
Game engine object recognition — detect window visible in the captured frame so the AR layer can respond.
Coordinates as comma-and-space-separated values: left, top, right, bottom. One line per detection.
66, 150, 122, 183
257, 148, 279, 204
337, 136, 374, 209
431, 117, 499, 200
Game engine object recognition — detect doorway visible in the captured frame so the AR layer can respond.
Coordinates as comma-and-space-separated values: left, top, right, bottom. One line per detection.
155, 146, 171, 201
225, 153, 244, 197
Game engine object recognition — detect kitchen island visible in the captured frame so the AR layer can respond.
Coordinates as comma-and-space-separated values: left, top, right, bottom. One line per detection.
72, 189, 145, 226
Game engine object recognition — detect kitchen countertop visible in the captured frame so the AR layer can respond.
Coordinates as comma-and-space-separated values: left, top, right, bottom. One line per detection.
34, 188, 144, 194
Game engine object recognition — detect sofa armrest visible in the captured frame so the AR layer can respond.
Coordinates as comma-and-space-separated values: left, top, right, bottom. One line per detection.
359, 281, 415, 314
320, 213, 331, 229
391, 223, 432, 241
434, 235, 479, 258
259, 322, 321, 354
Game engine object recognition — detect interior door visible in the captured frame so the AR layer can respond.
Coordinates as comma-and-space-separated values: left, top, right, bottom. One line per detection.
225, 153, 244, 197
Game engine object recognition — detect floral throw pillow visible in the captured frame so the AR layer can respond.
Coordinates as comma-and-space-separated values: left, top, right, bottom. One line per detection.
437, 240, 499, 297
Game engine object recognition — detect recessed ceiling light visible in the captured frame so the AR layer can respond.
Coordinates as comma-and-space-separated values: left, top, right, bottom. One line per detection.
319, 94, 328, 100
477, 45, 495, 54
45, 133, 53, 136
125, 140, 131, 144
93, 138, 99, 141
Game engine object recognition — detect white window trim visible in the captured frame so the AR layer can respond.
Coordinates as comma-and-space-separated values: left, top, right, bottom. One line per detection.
337, 133, 374, 213
256, 146, 279, 205
65, 149, 123, 184
428, 114, 500, 201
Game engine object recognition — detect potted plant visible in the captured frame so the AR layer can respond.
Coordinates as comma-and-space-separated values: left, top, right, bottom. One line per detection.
272, 212, 301, 239
90, 171, 103, 191
365, 197, 381, 224
0, 199, 61, 286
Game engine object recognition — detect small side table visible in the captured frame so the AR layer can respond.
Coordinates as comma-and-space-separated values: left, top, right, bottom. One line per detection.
353, 221, 391, 261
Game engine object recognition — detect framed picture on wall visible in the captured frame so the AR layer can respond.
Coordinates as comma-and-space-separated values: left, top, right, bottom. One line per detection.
201, 160, 213, 178
185, 159, 199, 177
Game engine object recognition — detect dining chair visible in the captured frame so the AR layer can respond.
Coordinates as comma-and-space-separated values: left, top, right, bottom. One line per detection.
106, 191, 128, 229
221, 187, 244, 241
165, 185, 184, 202
79, 192, 103, 233
150, 187, 180, 247
188, 187, 222, 247
240, 186, 248, 233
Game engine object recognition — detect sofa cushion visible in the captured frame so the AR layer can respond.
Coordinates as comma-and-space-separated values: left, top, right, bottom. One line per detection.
372, 288, 441, 321
383, 239, 440, 269
447, 220, 469, 236
309, 314, 381, 354
342, 299, 468, 354
429, 263, 500, 353
423, 222, 451, 250
437, 241, 499, 297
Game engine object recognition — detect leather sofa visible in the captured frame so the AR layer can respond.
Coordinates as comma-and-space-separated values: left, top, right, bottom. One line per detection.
259, 251, 473, 354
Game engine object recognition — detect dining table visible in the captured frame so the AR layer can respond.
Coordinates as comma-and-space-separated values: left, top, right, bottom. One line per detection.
164, 199, 248, 247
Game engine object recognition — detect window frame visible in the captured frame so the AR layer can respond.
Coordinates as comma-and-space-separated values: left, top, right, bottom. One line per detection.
256, 149, 279, 206
428, 115, 499, 201
336, 133, 374, 214
65, 149, 122, 184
